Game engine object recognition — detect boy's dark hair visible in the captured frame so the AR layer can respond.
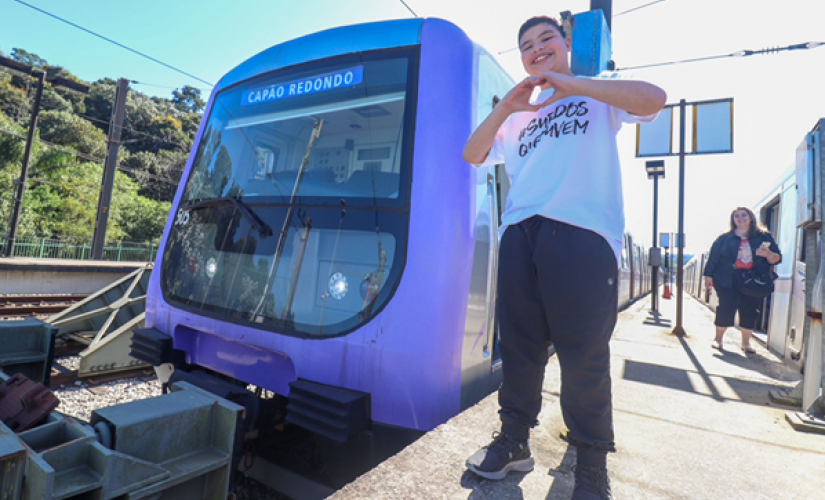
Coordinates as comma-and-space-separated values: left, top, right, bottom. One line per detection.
518, 16, 566, 44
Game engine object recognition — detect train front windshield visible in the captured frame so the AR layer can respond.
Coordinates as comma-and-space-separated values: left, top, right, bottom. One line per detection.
161, 51, 417, 337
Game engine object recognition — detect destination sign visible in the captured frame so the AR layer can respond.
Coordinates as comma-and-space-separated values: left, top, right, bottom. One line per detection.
242, 66, 364, 106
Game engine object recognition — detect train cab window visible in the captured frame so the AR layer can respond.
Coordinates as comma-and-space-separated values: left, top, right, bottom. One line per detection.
183, 56, 412, 205
162, 51, 419, 338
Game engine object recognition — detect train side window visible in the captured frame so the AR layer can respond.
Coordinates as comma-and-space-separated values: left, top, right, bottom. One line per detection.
798, 228, 806, 262
491, 96, 511, 226
621, 236, 629, 269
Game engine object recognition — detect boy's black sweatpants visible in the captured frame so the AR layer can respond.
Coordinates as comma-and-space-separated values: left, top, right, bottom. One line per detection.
497, 216, 618, 467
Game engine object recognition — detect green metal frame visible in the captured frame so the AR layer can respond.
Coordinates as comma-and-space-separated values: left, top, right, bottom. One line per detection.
48, 266, 152, 377
0, 381, 241, 500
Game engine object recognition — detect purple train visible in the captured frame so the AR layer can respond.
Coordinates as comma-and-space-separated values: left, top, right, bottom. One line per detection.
134, 17, 651, 488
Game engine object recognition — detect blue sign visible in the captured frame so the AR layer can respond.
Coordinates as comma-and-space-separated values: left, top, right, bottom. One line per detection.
242, 66, 364, 106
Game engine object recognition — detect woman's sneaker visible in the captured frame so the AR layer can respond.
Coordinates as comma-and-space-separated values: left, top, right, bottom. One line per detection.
466, 432, 534, 480
572, 465, 612, 500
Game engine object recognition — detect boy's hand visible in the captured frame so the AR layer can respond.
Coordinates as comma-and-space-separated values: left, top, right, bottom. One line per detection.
534, 71, 579, 108
500, 76, 550, 113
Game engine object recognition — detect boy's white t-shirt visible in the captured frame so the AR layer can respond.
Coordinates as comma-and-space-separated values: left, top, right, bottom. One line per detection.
480, 87, 657, 266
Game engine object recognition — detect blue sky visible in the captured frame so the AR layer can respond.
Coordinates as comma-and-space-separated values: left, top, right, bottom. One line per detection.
1, 0, 824, 253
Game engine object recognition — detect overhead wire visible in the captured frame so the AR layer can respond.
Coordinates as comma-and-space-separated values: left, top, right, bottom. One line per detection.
614, 0, 670, 17
10, 0, 214, 87
0, 85, 189, 196
132, 81, 213, 91
496, 0, 674, 55
0, 123, 184, 186
616, 41, 824, 71
0, 126, 104, 164
31, 100, 195, 159
397, 0, 419, 17
116, 164, 180, 187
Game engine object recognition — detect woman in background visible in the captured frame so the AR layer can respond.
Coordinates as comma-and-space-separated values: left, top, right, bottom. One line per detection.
703, 207, 781, 353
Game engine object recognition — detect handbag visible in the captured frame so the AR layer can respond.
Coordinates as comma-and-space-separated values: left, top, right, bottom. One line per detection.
733, 268, 778, 298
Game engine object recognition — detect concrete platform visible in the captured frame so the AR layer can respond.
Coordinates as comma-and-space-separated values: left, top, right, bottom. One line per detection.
0, 257, 148, 294
332, 293, 825, 499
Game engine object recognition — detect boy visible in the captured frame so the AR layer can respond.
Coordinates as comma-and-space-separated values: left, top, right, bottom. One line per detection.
463, 15, 666, 500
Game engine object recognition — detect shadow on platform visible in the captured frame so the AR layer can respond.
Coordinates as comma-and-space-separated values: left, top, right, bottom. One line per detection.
642, 311, 672, 328
544, 444, 576, 499
709, 347, 796, 381
460, 444, 583, 499
461, 467, 528, 499
621, 333, 794, 408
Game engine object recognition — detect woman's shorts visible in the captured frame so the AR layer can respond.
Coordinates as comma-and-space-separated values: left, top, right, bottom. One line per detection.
714, 285, 763, 329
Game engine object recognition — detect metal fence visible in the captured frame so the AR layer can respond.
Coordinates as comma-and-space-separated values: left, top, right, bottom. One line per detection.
0, 235, 157, 262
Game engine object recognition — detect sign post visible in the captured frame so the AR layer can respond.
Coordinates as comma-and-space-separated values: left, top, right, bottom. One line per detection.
646, 160, 665, 313
637, 98, 734, 335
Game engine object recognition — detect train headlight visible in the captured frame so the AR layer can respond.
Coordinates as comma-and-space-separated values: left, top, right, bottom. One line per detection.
205, 257, 218, 279
328, 272, 348, 300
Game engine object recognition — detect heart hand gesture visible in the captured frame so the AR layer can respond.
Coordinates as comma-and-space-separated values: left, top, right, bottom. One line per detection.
499, 76, 550, 113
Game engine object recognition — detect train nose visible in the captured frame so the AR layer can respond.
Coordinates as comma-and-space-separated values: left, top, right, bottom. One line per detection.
173, 325, 296, 397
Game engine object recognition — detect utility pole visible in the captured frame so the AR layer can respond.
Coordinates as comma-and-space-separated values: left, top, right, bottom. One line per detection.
0, 55, 89, 257
91, 78, 129, 260
590, 0, 613, 31
5, 71, 45, 257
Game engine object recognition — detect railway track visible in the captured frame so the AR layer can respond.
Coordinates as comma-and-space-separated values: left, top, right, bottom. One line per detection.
0, 294, 86, 319
49, 361, 155, 387
49, 338, 154, 387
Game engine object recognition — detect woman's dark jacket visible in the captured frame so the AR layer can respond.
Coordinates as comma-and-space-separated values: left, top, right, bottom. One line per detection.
703, 231, 782, 288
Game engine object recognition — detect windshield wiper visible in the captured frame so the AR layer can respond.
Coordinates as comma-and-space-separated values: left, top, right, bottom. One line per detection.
251, 118, 324, 321
184, 197, 273, 237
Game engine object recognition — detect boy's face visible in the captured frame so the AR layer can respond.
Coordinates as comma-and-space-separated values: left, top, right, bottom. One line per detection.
519, 23, 571, 77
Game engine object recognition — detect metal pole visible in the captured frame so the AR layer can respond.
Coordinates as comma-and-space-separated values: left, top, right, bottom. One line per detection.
5, 71, 45, 257
673, 99, 687, 336
91, 78, 129, 260
590, 0, 613, 31
667, 233, 676, 288
651, 174, 659, 312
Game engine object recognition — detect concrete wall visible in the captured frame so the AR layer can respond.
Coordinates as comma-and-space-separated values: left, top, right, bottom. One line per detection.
0, 258, 148, 295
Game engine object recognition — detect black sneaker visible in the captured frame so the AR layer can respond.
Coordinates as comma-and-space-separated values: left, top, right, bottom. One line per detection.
572, 465, 612, 500
465, 432, 534, 480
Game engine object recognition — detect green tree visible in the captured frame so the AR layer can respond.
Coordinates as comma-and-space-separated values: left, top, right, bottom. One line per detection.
171, 85, 205, 113
119, 149, 184, 202
181, 113, 201, 136
41, 85, 73, 114
0, 48, 203, 246
0, 81, 30, 123
0, 111, 25, 165
147, 115, 190, 152
38, 110, 107, 159
82, 81, 115, 133
10, 48, 47, 69
115, 196, 171, 243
